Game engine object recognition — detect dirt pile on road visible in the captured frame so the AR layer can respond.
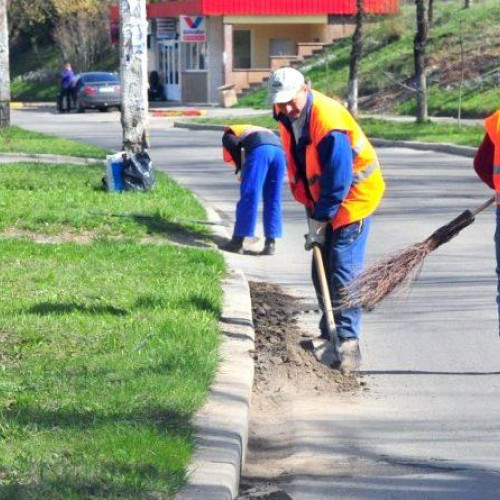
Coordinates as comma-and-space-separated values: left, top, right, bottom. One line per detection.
249, 281, 361, 397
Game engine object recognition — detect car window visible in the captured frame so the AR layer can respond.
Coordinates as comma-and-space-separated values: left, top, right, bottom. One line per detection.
82, 73, 119, 84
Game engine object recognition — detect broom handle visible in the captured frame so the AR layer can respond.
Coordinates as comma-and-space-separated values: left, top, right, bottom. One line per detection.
471, 196, 495, 217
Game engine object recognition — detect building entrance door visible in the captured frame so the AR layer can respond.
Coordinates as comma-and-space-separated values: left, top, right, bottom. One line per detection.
159, 40, 181, 101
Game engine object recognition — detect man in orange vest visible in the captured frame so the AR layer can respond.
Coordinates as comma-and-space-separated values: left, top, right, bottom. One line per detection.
473, 109, 500, 334
269, 67, 385, 371
222, 125, 286, 255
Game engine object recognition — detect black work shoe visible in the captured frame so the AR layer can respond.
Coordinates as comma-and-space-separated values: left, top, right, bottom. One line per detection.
221, 236, 244, 254
338, 338, 361, 373
261, 238, 276, 256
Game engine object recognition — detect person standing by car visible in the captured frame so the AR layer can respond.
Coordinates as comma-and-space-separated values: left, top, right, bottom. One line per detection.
60, 62, 75, 112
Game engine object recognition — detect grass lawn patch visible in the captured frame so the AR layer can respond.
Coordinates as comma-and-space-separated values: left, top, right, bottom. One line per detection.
0, 239, 224, 498
0, 161, 226, 498
0, 163, 209, 242
0, 126, 109, 159
188, 116, 484, 148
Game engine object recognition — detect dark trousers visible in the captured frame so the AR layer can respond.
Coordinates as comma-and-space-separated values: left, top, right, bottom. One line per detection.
61, 88, 73, 111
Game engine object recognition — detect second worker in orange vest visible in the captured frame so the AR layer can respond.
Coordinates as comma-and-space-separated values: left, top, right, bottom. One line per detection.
269, 67, 385, 372
473, 109, 500, 335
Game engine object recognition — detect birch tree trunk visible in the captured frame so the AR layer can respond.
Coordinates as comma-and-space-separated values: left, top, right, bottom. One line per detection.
0, 0, 10, 128
347, 0, 364, 117
414, 0, 428, 122
119, 0, 149, 152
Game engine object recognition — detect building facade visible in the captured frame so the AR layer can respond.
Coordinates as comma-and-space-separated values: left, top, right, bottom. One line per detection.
110, 0, 399, 104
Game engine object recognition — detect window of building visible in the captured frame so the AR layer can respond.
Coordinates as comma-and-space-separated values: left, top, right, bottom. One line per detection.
184, 42, 207, 71
233, 30, 251, 69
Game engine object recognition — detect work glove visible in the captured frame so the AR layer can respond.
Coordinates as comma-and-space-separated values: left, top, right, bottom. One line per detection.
304, 218, 328, 250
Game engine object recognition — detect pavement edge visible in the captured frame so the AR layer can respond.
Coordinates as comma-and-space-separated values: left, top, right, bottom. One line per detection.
175, 205, 255, 500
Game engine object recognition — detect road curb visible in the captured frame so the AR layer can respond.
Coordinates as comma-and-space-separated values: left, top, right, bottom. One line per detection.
371, 138, 476, 158
0, 152, 103, 165
175, 205, 254, 500
173, 121, 477, 158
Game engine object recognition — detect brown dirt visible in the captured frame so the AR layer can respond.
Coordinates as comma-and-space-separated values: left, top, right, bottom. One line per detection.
249, 281, 361, 396
237, 281, 366, 499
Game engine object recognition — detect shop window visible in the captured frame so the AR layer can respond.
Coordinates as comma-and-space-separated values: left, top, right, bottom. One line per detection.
184, 42, 207, 71
234, 30, 251, 69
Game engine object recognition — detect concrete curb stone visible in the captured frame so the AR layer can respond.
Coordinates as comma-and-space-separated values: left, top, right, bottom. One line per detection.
175, 205, 255, 500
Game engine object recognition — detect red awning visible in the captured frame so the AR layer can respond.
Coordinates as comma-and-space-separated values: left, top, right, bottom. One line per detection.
131, 0, 399, 18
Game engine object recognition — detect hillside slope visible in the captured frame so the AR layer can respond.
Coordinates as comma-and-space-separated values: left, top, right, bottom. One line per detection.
239, 0, 500, 118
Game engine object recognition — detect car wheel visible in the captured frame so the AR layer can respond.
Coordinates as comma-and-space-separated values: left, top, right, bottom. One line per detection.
99, 107, 110, 113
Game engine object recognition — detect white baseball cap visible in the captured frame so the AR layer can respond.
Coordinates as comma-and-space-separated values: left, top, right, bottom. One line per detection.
268, 67, 306, 104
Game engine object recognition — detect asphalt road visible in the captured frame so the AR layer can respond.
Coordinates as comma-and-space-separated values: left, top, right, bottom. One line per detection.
12, 108, 500, 499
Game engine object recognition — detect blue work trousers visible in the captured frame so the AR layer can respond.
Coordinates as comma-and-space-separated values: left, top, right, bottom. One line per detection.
495, 206, 500, 334
312, 217, 371, 340
234, 144, 286, 238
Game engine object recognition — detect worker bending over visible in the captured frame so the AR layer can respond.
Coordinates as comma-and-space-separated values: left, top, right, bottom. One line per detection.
222, 125, 286, 256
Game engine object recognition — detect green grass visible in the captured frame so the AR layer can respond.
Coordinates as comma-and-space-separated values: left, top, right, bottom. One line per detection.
0, 239, 224, 499
189, 116, 485, 147
0, 163, 209, 239
0, 163, 226, 498
360, 118, 484, 147
0, 126, 109, 158
238, 0, 500, 118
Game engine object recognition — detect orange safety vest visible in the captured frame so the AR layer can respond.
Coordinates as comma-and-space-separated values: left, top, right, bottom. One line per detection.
222, 124, 273, 165
485, 110, 500, 205
277, 90, 385, 230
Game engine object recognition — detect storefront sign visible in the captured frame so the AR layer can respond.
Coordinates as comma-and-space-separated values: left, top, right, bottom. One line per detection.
179, 16, 206, 42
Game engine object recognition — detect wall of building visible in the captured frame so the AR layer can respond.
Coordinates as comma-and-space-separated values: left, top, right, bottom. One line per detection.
206, 16, 224, 103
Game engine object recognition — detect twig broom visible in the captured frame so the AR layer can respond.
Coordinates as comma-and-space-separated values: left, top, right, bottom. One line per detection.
341, 196, 495, 311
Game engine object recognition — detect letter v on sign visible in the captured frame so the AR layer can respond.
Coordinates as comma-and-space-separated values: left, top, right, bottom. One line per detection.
185, 16, 203, 29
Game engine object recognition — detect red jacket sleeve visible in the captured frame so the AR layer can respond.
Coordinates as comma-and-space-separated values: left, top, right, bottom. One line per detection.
473, 133, 495, 189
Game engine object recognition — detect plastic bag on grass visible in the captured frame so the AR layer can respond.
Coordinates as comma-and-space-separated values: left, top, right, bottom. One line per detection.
122, 151, 156, 192
103, 152, 125, 191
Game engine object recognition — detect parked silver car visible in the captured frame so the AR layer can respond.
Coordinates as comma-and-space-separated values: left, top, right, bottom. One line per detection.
74, 72, 121, 113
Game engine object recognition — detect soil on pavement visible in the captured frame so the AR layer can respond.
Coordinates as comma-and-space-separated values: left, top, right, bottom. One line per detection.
237, 281, 366, 499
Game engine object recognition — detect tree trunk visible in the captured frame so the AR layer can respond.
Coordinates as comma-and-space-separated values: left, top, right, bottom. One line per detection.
0, 0, 10, 128
347, 0, 364, 117
414, 0, 428, 122
464, 0, 471, 8
428, 0, 434, 24
119, 0, 149, 153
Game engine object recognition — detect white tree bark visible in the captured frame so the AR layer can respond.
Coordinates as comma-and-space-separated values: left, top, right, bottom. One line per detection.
119, 0, 149, 152
414, 0, 428, 122
347, 0, 364, 117
0, 0, 10, 128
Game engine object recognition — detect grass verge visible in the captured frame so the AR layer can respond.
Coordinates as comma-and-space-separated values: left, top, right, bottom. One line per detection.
0, 126, 109, 159
0, 163, 209, 240
0, 163, 225, 499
